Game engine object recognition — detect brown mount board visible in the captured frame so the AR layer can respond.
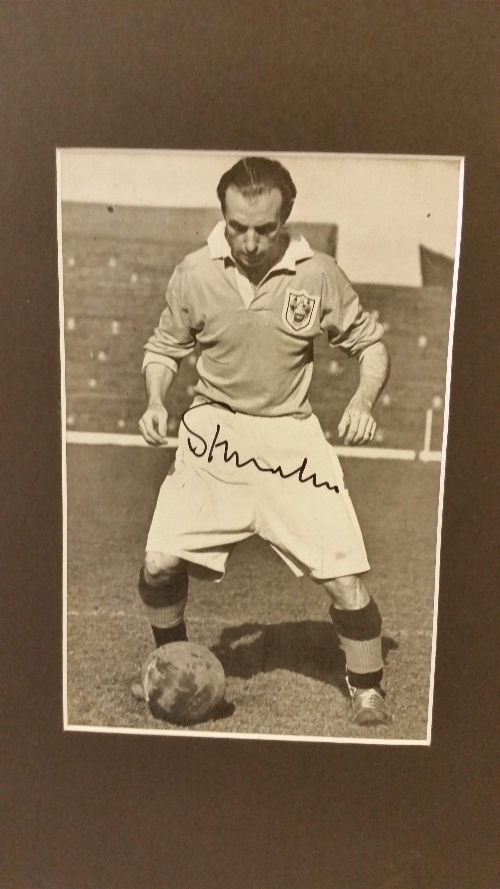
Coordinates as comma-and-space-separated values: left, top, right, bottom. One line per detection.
2, 3, 499, 889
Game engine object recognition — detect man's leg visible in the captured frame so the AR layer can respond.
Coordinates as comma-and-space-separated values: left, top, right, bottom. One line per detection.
132, 552, 189, 701
139, 551, 189, 646
323, 574, 392, 725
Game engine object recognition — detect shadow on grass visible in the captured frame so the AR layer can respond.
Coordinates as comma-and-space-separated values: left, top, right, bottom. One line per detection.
211, 620, 398, 696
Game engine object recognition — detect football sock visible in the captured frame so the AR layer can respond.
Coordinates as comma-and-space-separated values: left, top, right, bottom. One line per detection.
152, 621, 188, 647
138, 567, 188, 646
329, 597, 384, 690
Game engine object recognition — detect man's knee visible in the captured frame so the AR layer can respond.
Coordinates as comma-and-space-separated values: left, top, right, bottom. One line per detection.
140, 553, 188, 611
323, 574, 369, 610
144, 551, 185, 583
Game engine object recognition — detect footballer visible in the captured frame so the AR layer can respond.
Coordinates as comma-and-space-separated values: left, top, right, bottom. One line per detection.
134, 156, 392, 726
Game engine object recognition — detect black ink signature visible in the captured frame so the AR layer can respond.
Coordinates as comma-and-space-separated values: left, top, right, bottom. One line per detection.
180, 400, 340, 492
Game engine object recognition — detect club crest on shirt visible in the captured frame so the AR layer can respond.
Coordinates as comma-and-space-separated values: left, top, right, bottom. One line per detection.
282, 289, 320, 333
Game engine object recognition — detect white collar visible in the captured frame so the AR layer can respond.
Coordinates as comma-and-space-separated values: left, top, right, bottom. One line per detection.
207, 220, 314, 271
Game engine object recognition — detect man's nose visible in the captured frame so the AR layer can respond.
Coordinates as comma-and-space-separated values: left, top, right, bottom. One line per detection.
245, 230, 257, 252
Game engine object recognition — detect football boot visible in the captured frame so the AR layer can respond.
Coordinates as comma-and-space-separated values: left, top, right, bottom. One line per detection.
346, 678, 393, 726
131, 679, 147, 702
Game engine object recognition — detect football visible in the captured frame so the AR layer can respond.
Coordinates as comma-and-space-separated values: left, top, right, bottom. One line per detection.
141, 641, 226, 725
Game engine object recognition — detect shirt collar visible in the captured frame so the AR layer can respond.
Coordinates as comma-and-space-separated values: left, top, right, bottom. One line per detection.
207, 220, 314, 271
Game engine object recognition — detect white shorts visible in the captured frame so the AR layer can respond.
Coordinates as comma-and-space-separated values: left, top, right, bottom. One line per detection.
146, 400, 370, 581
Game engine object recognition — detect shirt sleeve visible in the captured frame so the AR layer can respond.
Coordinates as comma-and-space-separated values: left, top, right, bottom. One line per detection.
142, 267, 196, 374
320, 263, 385, 357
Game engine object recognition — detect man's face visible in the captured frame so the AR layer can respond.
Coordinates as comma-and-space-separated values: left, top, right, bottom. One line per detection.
224, 186, 286, 273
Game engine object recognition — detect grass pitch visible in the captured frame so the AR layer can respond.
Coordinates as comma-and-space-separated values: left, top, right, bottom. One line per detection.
66, 445, 440, 742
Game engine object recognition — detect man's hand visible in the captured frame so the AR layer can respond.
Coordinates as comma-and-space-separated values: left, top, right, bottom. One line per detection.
139, 404, 169, 446
338, 398, 377, 446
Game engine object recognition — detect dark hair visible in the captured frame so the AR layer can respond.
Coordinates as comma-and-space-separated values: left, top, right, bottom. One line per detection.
216, 156, 297, 221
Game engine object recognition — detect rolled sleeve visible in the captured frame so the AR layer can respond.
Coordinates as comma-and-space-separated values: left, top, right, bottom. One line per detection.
142, 268, 196, 374
320, 266, 384, 357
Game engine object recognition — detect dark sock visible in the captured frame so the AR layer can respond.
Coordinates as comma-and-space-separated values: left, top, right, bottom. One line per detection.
329, 598, 384, 689
329, 597, 382, 639
347, 668, 383, 689
138, 567, 189, 648
152, 621, 188, 648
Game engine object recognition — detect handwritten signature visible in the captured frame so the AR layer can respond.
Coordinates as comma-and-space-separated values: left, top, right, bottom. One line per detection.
180, 401, 340, 492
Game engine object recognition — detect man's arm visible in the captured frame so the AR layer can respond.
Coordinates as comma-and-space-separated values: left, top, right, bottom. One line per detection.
139, 363, 176, 446
139, 262, 197, 445
338, 342, 390, 446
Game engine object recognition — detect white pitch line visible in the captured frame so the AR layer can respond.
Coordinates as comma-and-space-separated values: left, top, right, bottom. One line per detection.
65, 430, 429, 461
66, 430, 178, 448
66, 610, 266, 624
334, 445, 416, 460
422, 407, 433, 454
418, 450, 441, 463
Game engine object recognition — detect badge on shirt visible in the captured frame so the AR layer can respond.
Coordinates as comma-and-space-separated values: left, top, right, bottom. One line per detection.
282, 288, 320, 333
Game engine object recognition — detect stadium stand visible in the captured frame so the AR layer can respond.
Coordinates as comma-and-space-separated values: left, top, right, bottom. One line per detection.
61, 203, 451, 451
419, 245, 455, 290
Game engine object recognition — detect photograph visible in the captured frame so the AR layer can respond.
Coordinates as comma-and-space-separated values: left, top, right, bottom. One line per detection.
59, 149, 463, 743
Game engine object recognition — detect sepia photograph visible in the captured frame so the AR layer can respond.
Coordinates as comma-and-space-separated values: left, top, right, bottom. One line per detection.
59, 149, 463, 743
